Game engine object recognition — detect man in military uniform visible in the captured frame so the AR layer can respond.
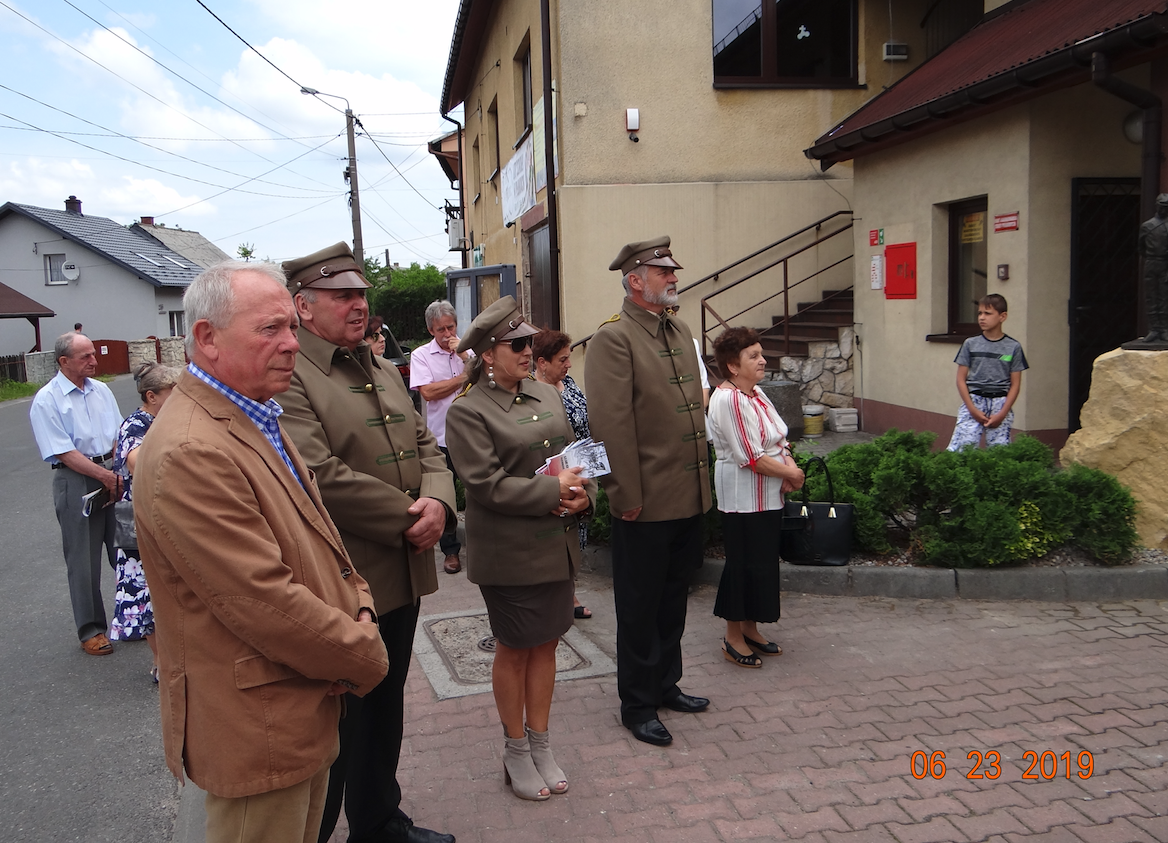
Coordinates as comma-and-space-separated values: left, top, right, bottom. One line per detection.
280, 243, 457, 843
586, 235, 713, 747
1134, 193, 1168, 346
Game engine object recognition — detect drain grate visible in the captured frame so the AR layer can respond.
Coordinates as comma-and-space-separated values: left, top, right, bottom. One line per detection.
413, 609, 616, 700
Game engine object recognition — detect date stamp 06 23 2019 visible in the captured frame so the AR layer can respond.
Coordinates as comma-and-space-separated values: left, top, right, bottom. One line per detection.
911, 750, 1094, 781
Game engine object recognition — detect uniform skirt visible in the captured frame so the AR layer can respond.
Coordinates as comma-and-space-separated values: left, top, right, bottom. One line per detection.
713, 509, 783, 623
480, 578, 574, 649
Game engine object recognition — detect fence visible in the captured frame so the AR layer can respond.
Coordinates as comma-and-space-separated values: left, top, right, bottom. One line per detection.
0, 353, 25, 382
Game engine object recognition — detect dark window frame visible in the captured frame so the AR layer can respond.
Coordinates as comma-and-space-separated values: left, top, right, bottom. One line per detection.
712, 0, 860, 89
947, 196, 989, 336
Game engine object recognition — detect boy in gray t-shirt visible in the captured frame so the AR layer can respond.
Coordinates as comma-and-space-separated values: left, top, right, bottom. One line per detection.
946, 294, 1028, 451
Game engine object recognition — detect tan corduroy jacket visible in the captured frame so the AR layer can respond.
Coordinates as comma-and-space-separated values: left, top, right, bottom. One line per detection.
281, 330, 456, 615
446, 378, 595, 586
585, 298, 712, 521
134, 372, 389, 798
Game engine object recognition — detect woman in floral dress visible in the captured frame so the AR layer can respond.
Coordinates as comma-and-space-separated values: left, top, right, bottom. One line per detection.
110, 361, 180, 680
532, 330, 593, 619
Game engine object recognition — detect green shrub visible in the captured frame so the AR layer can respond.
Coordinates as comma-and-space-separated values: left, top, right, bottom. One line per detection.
366, 261, 447, 341
1054, 463, 1137, 565
795, 431, 1137, 567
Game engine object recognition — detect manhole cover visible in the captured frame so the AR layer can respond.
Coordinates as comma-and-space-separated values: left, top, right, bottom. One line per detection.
413, 609, 616, 699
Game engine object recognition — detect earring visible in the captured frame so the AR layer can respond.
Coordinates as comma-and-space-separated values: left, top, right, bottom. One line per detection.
487, 365, 497, 389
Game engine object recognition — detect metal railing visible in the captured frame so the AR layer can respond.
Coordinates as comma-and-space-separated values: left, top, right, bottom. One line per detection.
570, 210, 853, 354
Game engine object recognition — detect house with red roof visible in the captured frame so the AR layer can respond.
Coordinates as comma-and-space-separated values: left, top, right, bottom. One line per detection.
806, 0, 1168, 447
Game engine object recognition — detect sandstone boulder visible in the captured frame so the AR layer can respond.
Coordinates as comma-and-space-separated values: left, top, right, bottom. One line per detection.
1060, 348, 1168, 549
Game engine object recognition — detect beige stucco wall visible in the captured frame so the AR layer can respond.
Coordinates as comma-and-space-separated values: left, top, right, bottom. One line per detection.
454, 0, 929, 319
560, 179, 853, 383
557, 0, 928, 186
851, 77, 1142, 434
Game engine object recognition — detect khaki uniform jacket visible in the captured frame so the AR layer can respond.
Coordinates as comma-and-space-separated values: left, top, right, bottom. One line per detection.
134, 372, 389, 799
446, 378, 595, 587
585, 298, 712, 521
281, 330, 456, 615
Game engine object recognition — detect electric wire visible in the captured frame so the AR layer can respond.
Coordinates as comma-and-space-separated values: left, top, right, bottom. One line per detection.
0, 82, 336, 194
357, 116, 440, 208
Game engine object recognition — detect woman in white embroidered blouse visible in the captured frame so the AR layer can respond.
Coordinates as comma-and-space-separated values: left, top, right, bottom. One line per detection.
707, 327, 804, 668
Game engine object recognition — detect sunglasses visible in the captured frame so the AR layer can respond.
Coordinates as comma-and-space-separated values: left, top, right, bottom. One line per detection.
500, 335, 533, 352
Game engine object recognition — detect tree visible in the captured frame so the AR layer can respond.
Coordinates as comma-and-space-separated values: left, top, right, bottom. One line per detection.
237, 243, 256, 262
367, 260, 447, 342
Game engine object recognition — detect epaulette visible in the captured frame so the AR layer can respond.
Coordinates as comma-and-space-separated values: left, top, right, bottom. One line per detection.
454, 382, 473, 400
601, 313, 620, 325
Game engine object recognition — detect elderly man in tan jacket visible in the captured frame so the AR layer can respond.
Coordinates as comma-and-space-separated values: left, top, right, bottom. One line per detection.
280, 243, 457, 843
586, 236, 713, 748
134, 261, 389, 843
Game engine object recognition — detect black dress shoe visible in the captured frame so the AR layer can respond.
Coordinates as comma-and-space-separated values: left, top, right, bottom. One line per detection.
380, 818, 456, 843
662, 692, 710, 713
626, 718, 673, 746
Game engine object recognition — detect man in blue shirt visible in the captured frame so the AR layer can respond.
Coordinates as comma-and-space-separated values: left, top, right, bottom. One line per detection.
29, 332, 123, 655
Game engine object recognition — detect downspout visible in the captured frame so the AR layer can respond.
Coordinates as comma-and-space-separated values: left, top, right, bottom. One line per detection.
1091, 52, 1162, 222
540, 0, 562, 328
441, 112, 468, 270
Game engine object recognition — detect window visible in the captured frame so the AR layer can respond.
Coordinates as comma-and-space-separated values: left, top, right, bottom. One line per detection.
471, 138, 481, 203
44, 254, 67, 285
517, 46, 533, 135
487, 98, 500, 181
948, 197, 988, 335
169, 310, 186, 337
712, 0, 857, 87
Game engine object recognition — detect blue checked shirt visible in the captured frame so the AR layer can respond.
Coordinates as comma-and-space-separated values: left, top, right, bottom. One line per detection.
187, 363, 303, 488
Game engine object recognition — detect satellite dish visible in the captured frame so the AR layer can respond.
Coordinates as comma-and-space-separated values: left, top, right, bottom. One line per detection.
61, 262, 80, 282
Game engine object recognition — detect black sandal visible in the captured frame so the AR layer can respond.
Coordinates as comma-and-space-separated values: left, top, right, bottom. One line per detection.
743, 635, 783, 656
722, 639, 762, 668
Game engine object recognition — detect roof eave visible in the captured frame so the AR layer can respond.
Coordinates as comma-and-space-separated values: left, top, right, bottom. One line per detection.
441, 0, 499, 114
806, 10, 1168, 168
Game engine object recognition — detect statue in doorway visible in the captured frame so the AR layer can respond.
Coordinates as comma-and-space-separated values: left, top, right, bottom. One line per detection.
1124, 192, 1168, 349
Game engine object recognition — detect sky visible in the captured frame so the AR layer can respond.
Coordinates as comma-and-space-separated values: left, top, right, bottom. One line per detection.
0, 0, 464, 268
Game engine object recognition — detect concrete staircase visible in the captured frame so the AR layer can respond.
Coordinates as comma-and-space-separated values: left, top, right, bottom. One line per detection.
759, 288, 853, 370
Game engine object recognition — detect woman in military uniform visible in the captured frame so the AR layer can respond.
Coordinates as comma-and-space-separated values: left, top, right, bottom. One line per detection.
445, 297, 594, 802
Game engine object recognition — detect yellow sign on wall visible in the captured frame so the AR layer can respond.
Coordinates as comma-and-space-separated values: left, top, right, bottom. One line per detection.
961, 212, 985, 244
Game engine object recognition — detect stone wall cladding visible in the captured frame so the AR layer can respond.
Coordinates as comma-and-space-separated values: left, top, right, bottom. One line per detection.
24, 351, 57, 385
159, 337, 185, 368
777, 327, 854, 408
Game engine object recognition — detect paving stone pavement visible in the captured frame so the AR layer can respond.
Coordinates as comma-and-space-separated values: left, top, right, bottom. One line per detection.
320, 556, 1168, 843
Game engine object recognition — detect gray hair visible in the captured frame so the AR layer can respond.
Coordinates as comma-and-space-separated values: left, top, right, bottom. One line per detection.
133, 361, 181, 398
621, 265, 648, 296
54, 332, 80, 361
183, 260, 286, 354
425, 299, 457, 331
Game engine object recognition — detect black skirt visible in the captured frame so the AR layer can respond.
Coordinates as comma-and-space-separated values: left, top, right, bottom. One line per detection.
480, 578, 574, 649
713, 509, 783, 623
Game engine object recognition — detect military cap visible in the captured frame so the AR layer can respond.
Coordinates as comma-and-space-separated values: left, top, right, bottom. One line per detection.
608, 235, 683, 274
457, 295, 539, 356
1158, 193, 1168, 206
282, 242, 371, 293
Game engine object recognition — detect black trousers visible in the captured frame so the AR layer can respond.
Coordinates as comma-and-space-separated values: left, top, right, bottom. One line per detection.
318, 599, 420, 843
611, 515, 704, 726
437, 447, 461, 557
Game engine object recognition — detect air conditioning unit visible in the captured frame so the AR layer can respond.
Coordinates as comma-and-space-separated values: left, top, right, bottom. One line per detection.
883, 41, 908, 62
448, 219, 469, 252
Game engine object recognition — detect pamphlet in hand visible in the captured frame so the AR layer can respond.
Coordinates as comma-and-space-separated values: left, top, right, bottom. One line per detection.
82, 487, 111, 516
535, 437, 611, 479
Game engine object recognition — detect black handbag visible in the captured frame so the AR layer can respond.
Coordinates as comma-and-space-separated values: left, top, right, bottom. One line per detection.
114, 499, 137, 552
779, 455, 853, 566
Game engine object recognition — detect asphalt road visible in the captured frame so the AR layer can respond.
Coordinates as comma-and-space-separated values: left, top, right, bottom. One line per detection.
0, 375, 178, 843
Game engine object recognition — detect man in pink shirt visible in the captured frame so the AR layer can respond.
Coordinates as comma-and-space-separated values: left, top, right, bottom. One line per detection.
409, 300, 472, 574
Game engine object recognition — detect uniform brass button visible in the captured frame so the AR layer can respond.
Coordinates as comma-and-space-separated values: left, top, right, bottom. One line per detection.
364, 384, 373, 393
340, 567, 352, 579
543, 439, 550, 447
532, 415, 539, 421
384, 414, 392, 423
398, 451, 406, 460
514, 396, 522, 404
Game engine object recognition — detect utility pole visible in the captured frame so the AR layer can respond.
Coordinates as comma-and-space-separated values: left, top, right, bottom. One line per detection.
302, 87, 364, 265
344, 107, 364, 266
